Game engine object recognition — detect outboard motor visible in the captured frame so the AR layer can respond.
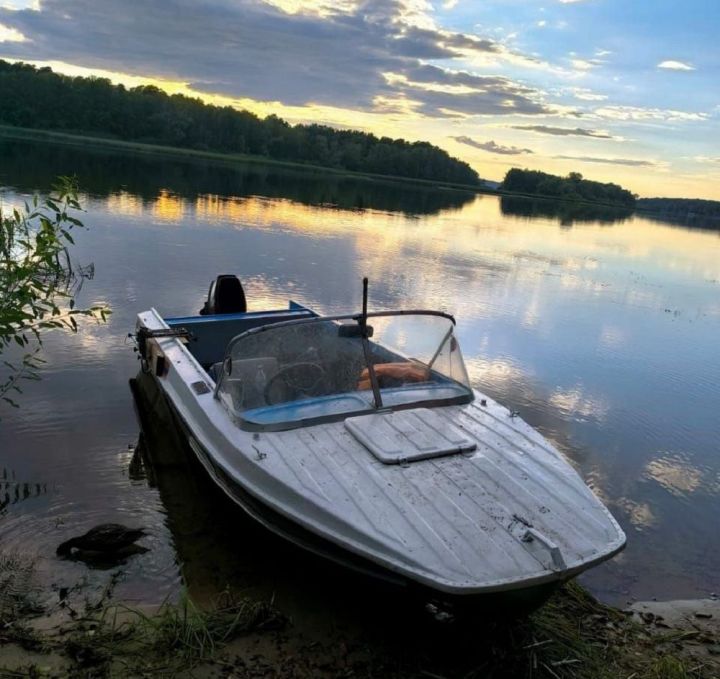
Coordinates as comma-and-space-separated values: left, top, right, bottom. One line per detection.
199, 275, 247, 315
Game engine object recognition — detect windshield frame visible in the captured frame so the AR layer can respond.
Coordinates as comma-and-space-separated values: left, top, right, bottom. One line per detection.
215, 310, 473, 431
223, 309, 456, 354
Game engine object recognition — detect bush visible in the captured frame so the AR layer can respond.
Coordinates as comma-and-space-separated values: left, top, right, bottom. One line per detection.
0, 177, 109, 409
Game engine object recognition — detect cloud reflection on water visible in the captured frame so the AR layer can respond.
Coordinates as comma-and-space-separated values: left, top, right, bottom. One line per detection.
2, 144, 720, 605
643, 454, 706, 499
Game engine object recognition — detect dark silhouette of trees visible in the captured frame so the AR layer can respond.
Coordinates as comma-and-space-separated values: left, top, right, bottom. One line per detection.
637, 198, 720, 220
636, 198, 720, 232
0, 137, 477, 217
501, 168, 636, 207
0, 60, 479, 186
500, 195, 633, 227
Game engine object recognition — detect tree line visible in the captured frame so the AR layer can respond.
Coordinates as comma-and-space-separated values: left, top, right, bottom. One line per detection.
637, 197, 720, 220
501, 168, 636, 207
0, 60, 479, 186
0, 137, 476, 217
500, 195, 632, 227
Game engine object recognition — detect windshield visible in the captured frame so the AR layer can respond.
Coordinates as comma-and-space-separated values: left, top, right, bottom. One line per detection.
215, 312, 473, 430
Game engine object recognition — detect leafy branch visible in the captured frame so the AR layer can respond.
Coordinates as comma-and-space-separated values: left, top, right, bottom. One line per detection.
0, 177, 110, 408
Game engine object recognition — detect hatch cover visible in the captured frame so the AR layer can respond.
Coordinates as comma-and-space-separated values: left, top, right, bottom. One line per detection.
344, 408, 476, 464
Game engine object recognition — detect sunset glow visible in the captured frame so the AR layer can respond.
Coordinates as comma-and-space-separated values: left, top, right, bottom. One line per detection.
1, 0, 718, 198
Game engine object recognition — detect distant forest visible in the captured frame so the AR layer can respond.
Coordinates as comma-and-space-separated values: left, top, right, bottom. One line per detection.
500, 195, 633, 227
0, 60, 479, 186
0, 136, 475, 217
501, 168, 637, 207
637, 197, 720, 220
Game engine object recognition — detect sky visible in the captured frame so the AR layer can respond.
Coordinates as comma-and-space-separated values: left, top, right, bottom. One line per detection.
1, 0, 719, 199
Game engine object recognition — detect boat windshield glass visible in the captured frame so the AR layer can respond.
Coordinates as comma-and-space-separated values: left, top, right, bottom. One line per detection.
215, 312, 473, 430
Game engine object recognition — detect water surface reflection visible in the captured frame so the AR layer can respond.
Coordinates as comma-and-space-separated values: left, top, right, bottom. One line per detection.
1, 140, 719, 607
500, 195, 633, 226
0, 137, 475, 217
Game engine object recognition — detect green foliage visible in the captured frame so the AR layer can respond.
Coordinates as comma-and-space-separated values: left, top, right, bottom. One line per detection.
0, 59, 480, 186
0, 177, 109, 408
502, 167, 637, 207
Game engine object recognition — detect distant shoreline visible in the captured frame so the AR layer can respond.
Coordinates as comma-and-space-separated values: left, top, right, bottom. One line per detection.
0, 125, 629, 210
1, 125, 715, 221
0, 124, 490, 196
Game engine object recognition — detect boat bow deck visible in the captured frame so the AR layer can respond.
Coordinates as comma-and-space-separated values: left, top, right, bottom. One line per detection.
241, 398, 625, 593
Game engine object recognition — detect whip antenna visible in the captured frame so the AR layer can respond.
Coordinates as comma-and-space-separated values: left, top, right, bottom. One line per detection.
361, 277, 369, 328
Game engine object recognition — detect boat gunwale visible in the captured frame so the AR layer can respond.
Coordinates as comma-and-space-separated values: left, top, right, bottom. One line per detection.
136, 307, 627, 597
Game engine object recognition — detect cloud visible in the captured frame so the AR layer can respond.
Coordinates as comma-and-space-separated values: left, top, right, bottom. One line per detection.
0, 0, 552, 120
452, 137, 533, 155
0, 21, 26, 41
693, 156, 720, 164
512, 125, 613, 138
555, 155, 659, 167
402, 64, 532, 92
567, 86, 607, 101
405, 88, 551, 117
591, 106, 708, 122
570, 58, 599, 70
573, 92, 607, 101
657, 60, 695, 71
567, 49, 608, 73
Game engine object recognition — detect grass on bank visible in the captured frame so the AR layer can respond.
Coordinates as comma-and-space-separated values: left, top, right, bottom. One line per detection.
1, 578, 715, 678
58, 593, 286, 672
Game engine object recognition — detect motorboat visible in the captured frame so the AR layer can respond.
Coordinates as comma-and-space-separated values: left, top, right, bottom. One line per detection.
133, 276, 625, 608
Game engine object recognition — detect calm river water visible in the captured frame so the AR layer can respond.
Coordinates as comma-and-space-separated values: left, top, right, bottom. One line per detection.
1, 138, 719, 610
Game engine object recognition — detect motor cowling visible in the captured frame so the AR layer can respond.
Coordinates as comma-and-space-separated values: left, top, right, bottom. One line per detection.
200, 275, 247, 315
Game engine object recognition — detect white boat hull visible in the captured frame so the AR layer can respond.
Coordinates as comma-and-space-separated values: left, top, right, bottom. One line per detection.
136, 308, 625, 599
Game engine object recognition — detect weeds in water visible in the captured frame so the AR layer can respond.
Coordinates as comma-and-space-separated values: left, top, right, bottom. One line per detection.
499, 583, 713, 679
0, 177, 110, 413
0, 553, 40, 623
522, 581, 623, 678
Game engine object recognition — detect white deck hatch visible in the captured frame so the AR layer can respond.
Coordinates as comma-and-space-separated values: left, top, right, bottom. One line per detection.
344, 408, 477, 464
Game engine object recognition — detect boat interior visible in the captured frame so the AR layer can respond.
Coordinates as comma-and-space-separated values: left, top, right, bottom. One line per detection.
166, 302, 317, 370
164, 276, 474, 431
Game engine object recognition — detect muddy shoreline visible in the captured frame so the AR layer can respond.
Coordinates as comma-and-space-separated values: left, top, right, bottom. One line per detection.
1, 533, 719, 678
1, 557, 718, 679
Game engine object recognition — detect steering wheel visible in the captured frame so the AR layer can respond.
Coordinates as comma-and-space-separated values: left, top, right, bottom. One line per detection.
264, 362, 327, 405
